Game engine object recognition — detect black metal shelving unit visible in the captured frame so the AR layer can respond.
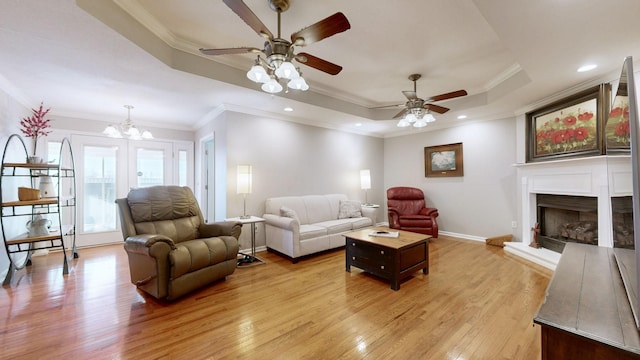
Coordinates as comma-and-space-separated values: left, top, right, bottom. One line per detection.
1, 134, 77, 285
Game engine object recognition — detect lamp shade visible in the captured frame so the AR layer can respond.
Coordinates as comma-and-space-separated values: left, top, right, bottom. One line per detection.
237, 165, 252, 194
247, 64, 269, 83
424, 113, 436, 122
103, 124, 122, 138
288, 76, 308, 91
397, 119, 410, 127
413, 120, 427, 128
405, 113, 417, 123
275, 61, 298, 79
261, 77, 283, 93
360, 169, 371, 190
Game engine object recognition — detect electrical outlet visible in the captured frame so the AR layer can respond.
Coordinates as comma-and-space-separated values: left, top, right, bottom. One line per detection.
511, 221, 517, 229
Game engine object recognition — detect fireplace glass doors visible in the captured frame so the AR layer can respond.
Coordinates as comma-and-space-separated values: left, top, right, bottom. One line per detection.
612, 196, 634, 249
536, 194, 635, 252
537, 194, 598, 253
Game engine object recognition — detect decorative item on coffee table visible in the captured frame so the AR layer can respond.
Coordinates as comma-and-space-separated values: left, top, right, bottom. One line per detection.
19, 102, 52, 164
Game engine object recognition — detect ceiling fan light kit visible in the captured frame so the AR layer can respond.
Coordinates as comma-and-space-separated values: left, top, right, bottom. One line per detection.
200, 0, 350, 95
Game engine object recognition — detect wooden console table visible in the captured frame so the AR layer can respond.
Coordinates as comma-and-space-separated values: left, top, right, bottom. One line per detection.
534, 242, 640, 359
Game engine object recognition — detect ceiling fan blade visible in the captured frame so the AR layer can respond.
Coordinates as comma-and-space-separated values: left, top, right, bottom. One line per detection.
425, 104, 450, 114
371, 103, 404, 109
223, 0, 273, 39
393, 108, 408, 119
402, 91, 418, 100
199, 47, 262, 56
426, 89, 468, 102
295, 52, 342, 75
291, 12, 350, 46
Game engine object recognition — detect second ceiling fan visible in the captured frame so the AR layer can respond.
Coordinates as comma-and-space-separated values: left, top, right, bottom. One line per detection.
199, 0, 350, 93
383, 74, 468, 127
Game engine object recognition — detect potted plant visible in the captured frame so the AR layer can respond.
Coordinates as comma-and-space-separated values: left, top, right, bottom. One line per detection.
20, 102, 52, 163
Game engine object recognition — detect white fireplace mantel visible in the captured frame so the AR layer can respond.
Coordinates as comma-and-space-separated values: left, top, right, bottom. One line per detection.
505, 155, 631, 269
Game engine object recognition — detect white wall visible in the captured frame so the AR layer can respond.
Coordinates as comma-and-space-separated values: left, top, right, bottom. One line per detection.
384, 117, 518, 240
194, 109, 228, 223
0, 88, 31, 278
221, 111, 384, 250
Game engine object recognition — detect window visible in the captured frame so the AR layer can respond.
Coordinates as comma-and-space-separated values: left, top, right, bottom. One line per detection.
83, 146, 117, 232
178, 150, 187, 186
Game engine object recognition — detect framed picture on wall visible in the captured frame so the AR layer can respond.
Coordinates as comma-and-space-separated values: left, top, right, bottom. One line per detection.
605, 81, 630, 153
424, 142, 463, 177
526, 84, 608, 162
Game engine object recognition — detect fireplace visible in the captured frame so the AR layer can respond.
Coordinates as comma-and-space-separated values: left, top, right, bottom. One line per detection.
537, 194, 598, 253
507, 156, 632, 270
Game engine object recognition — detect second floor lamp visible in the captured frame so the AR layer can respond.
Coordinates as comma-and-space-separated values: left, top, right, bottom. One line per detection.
237, 164, 252, 219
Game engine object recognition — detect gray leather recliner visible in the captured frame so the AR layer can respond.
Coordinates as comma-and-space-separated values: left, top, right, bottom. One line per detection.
116, 185, 241, 300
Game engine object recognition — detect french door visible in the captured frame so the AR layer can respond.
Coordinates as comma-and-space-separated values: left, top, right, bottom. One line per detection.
66, 135, 190, 247
129, 142, 173, 188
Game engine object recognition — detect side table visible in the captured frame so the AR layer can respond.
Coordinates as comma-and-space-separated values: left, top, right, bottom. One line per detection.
225, 215, 266, 266
361, 204, 380, 225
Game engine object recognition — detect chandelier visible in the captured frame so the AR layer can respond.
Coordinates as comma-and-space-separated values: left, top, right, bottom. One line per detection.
103, 105, 153, 140
246, 54, 309, 94
397, 106, 436, 128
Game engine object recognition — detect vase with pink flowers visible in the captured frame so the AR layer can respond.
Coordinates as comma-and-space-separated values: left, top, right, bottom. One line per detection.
20, 102, 52, 163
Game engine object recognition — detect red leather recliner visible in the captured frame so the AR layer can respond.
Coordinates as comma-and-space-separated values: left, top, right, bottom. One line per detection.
387, 187, 439, 237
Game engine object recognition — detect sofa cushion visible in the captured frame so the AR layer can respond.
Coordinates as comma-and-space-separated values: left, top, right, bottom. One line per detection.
280, 206, 299, 221
302, 195, 334, 224
299, 224, 328, 240
266, 196, 309, 224
350, 217, 373, 229
338, 200, 362, 219
315, 219, 353, 234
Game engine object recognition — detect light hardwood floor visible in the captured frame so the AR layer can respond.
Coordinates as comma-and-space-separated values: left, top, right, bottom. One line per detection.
1, 235, 552, 359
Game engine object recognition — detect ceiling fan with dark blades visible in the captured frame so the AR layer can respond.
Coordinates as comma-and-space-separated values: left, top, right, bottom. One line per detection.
379, 74, 468, 124
199, 0, 350, 90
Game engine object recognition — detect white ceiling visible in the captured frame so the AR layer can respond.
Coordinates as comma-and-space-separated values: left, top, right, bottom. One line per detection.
1, 0, 640, 137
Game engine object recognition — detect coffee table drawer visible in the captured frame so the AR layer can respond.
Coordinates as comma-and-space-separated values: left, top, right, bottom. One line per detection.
347, 239, 393, 275
347, 239, 393, 260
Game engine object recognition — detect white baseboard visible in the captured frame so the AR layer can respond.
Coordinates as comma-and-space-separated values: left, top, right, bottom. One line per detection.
439, 231, 486, 242
241, 245, 267, 254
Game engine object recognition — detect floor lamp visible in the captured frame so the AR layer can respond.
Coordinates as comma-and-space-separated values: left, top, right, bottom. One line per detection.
360, 169, 372, 206
237, 164, 252, 219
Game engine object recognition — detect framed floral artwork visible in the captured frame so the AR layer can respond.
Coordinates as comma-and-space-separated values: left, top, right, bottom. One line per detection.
526, 84, 608, 162
425, 142, 463, 177
605, 81, 630, 152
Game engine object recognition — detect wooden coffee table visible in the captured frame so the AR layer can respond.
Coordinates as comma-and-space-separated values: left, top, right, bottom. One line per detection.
344, 227, 430, 290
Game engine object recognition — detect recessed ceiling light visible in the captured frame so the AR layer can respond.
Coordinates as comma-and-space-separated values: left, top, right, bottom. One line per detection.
457, 115, 467, 119
577, 64, 597, 72
355, 123, 362, 127
283, 106, 293, 112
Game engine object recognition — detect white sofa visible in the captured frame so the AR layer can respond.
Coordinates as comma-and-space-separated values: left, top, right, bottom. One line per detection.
263, 194, 375, 262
